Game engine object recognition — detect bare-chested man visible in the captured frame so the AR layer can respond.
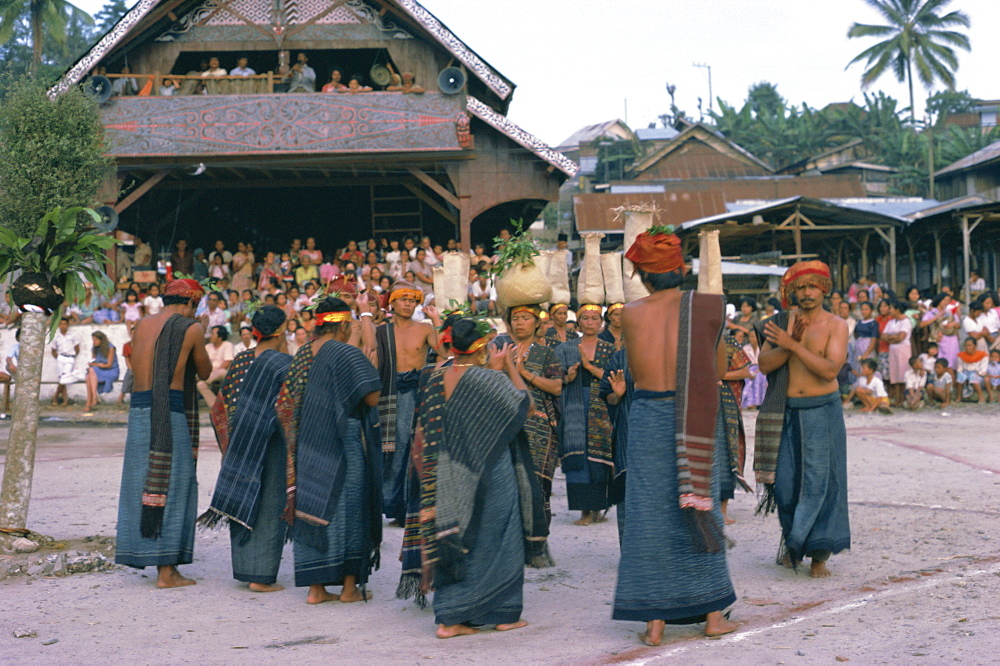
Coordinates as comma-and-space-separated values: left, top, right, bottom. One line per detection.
612, 228, 739, 645
755, 261, 851, 579
115, 279, 211, 589
375, 281, 439, 523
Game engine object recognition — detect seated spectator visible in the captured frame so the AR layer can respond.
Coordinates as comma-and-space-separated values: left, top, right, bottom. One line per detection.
469, 271, 496, 315
407, 248, 434, 297
178, 60, 209, 95
962, 301, 992, 353
68, 284, 99, 324
111, 65, 139, 97
967, 270, 986, 300
418, 236, 439, 266
233, 324, 256, 354
319, 253, 340, 286
171, 238, 195, 276
201, 56, 230, 94
230, 55, 257, 93
918, 341, 939, 375
287, 325, 308, 356
276, 292, 295, 320
192, 247, 210, 281
294, 254, 319, 287
848, 358, 892, 415
285, 53, 316, 93
119, 289, 143, 325
143, 283, 164, 316
903, 356, 926, 411
926, 358, 952, 406
361, 251, 385, 279
159, 77, 178, 96
987, 349, 1000, 403
83, 331, 119, 414
209, 253, 230, 280
345, 75, 372, 93
956, 338, 988, 403
300, 237, 323, 265
93, 299, 122, 325
280, 252, 295, 287
341, 240, 364, 266
297, 282, 317, 310
1, 328, 20, 419
196, 325, 234, 407
321, 69, 347, 93
198, 291, 230, 337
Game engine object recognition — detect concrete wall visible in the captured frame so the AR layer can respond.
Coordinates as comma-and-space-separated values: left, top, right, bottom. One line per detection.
0, 323, 130, 403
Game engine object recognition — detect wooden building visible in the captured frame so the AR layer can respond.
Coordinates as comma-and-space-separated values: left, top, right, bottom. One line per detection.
52, 0, 576, 255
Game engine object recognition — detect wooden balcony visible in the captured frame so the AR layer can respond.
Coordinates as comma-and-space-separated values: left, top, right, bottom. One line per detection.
100, 91, 468, 159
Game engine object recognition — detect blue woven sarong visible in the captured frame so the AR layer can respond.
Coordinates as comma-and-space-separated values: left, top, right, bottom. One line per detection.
775, 391, 851, 562
115, 390, 197, 568
613, 392, 736, 623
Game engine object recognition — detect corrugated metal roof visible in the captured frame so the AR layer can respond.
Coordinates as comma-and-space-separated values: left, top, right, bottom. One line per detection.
828, 197, 939, 219
635, 127, 679, 141
934, 139, 1000, 177
609, 184, 665, 194
555, 119, 634, 152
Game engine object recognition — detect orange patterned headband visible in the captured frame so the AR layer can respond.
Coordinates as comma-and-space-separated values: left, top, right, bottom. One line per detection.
606, 303, 624, 314
510, 305, 540, 317
578, 304, 603, 314
455, 337, 489, 355
315, 311, 352, 325
389, 288, 424, 304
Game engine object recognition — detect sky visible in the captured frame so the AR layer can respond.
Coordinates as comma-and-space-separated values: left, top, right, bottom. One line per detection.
72, 0, 1000, 147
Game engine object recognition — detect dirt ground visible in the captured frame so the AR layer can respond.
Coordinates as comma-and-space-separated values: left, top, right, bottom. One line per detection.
1, 402, 999, 664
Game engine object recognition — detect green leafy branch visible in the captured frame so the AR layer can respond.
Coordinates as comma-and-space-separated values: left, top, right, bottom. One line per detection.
491, 218, 539, 278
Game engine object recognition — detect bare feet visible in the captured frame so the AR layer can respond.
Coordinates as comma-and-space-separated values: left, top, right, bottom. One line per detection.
248, 582, 284, 592
156, 565, 196, 589
724, 515, 736, 525
306, 585, 339, 604
573, 511, 593, 526
779, 553, 794, 569
496, 620, 527, 631
704, 610, 739, 637
639, 620, 664, 646
437, 624, 479, 639
810, 559, 832, 578
339, 589, 373, 603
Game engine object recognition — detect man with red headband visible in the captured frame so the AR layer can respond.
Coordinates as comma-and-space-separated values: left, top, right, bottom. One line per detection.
115, 279, 212, 589
613, 227, 738, 644
755, 260, 850, 579
374, 280, 439, 523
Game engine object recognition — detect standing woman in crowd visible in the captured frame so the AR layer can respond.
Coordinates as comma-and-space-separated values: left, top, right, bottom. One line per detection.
598, 303, 625, 350
556, 303, 615, 526
84, 331, 120, 413
231, 242, 255, 294
924, 293, 960, 370
882, 300, 913, 407
851, 301, 879, 379
728, 297, 759, 346
875, 299, 893, 378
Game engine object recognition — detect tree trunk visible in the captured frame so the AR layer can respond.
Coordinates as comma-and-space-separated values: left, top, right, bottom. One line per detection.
0, 311, 46, 530
906, 57, 915, 124
30, 0, 42, 76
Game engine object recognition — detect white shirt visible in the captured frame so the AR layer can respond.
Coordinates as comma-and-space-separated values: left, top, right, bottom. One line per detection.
882, 317, 912, 349
205, 341, 234, 370
50, 331, 79, 357
231, 66, 256, 77
856, 374, 888, 398
233, 339, 256, 355
202, 67, 228, 78
904, 369, 926, 391
978, 309, 999, 335
469, 280, 496, 301
963, 316, 987, 337
143, 295, 163, 315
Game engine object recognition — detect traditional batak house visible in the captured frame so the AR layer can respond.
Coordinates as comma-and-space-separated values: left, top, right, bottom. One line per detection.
51, 0, 577, 256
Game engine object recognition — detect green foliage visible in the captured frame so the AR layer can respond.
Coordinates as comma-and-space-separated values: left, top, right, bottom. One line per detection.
925, 89, 976, 125
846, 0, 972, 119
92, 0, 125, 32
0, 205, 118, 336
0, 0, 93, 73
0, 74, 114, 237
593, 136, 641, 183
491, 219, 539, 278
747, 81, 785, 119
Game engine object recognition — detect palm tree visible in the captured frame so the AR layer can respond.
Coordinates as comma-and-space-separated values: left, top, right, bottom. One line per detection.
846, 0, 971, 122
0, 0, 93, 75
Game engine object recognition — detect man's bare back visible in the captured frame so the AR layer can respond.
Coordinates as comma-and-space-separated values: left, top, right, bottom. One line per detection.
623, 290, 727, 391
131, 310, 211, 392
760, 285, 848, 398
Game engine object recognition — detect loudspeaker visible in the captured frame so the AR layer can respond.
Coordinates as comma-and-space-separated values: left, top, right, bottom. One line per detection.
83, 75, 113, 104
437, 67, 466, 94
93, 205, 119, 232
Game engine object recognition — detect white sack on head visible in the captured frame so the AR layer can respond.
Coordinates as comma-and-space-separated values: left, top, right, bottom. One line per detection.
622, 257, 651, 302
620, 208, 656, 302
547, 249, 572, 305
601, 252, 625, 303
578, 233, 605, 305
696, 230, 723, 295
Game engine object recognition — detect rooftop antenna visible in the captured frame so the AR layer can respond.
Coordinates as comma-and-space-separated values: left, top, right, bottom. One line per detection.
693, 62, 713, 116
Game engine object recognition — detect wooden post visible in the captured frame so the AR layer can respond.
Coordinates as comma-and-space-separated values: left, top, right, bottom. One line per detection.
267, 71, 273, 93
962, 214, 971, 308
835, 241, 845, 290
861, 233, 870, 277
792, 209, 803, 257
888, 226, 897, 293
933, 229, 942, 291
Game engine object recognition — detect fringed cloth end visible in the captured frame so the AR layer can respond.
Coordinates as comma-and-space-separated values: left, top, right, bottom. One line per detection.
139, 506, 165, 539
736, 473, 754, 494
755, 483, 777, 516
396, 572, 428, 608
527, 540, 556, 569
196, 508, 253, 533
679, 493, 713, 512
681, 507, 724, 554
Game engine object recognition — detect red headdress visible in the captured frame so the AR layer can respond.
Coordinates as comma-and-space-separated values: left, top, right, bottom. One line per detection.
625, 228, 686, 275
327, 275, 358, 296
164, 278, 204, 299
781, 261, 832, 308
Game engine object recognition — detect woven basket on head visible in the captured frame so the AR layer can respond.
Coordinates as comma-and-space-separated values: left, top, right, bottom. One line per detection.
496, 260, 552, 308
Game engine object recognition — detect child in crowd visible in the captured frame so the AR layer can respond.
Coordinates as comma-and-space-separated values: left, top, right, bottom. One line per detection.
280, 253, 295, 287
119, 289, 143, 325
918, 341, 938, 375
986, 349, 1000, 403
142, 283, 163, 316
209, 254, 229, 279
848, 358, 892, 415
903, 355, 926, 411
926, 358, 952, 407
956, 338, 988, 403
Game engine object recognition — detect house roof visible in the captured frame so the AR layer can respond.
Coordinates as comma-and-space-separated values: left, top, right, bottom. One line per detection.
905, 195, 995, 221
630, 123, 773, 176
679, 196, 906, 233
51, 0, 515, 101
466, 97, 578, 177
554, 119, 634, 152
934, 138, 1000, 177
